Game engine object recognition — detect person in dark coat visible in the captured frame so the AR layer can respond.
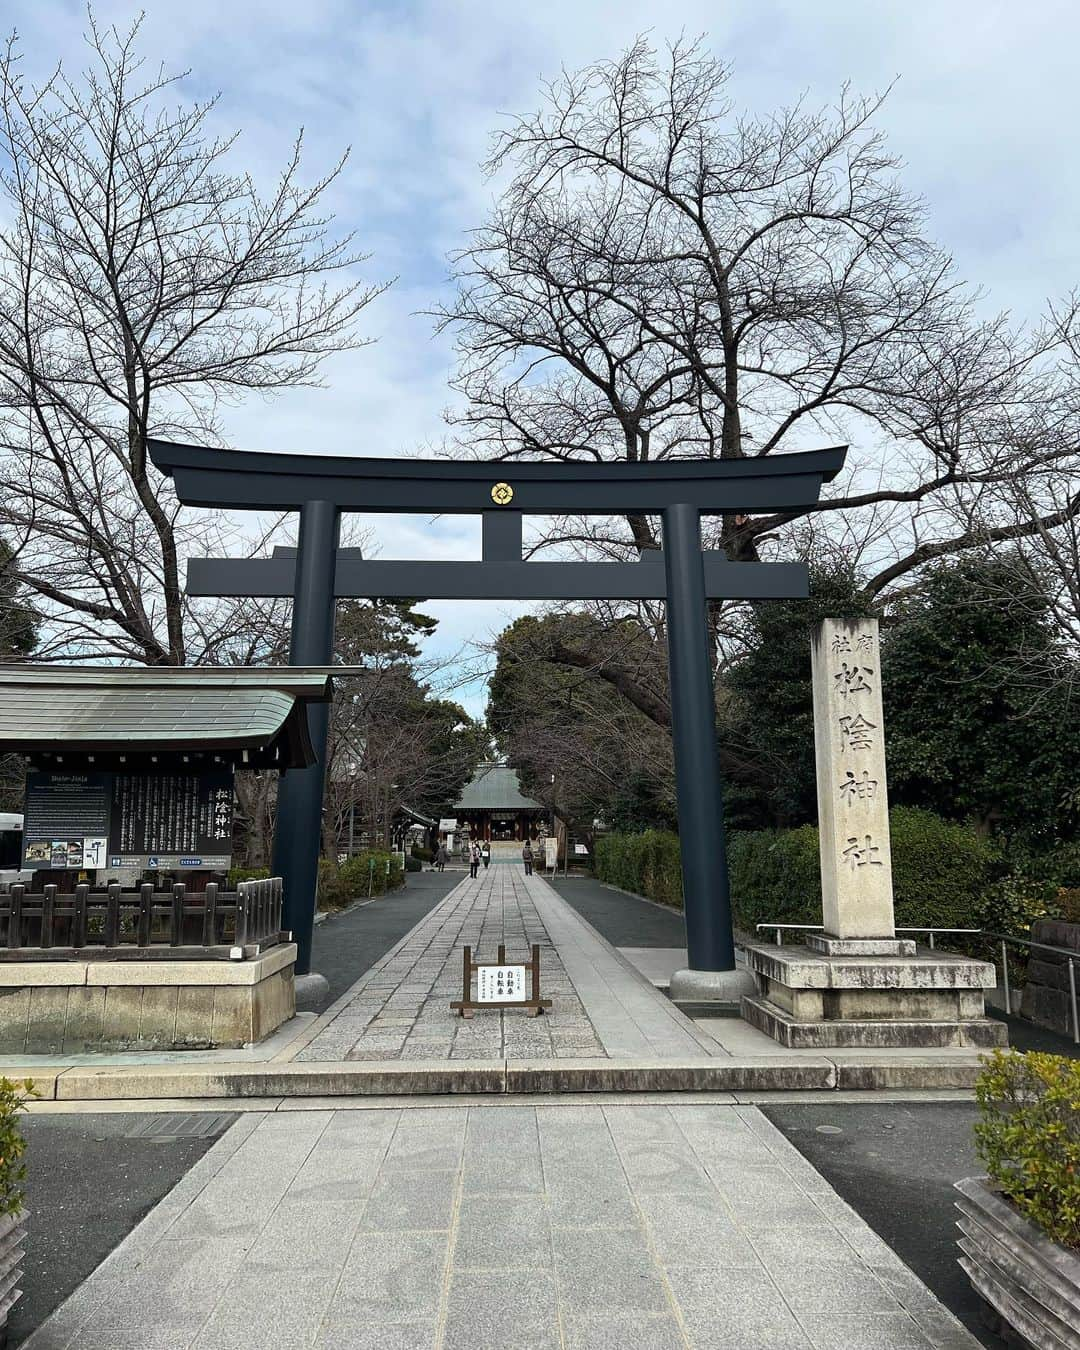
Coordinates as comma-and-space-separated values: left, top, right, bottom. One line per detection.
469, 842, 481, 879
522, 840, 534, 876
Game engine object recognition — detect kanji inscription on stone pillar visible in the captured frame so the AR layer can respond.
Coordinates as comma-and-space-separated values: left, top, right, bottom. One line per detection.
811, 617, 896, 939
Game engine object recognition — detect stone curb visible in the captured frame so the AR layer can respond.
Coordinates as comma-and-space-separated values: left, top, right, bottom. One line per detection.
4, 1051, 990, 1102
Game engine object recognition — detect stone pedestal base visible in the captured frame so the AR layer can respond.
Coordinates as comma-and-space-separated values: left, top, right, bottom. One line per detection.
0, 944, 296, 1052
669, 966, 758, 1010
741, 942, 1007, 1049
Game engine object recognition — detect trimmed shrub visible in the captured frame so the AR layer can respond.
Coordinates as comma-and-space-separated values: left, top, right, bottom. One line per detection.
0, 1078, 36, 1217
727, 825, 821, 933
729, 807, 1000, 934
411, 845, 434, 863
405, 854, 422, 873
594, 830, 683, 909
975, 1049, 1080, 1250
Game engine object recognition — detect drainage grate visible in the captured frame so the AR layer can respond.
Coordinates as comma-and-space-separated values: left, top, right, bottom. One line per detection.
124, 1112, 235, 1141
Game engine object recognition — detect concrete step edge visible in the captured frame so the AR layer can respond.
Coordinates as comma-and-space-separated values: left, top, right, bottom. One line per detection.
18, 1052, 992, 1101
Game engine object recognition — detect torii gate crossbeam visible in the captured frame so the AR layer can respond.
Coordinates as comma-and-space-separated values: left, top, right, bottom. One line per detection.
150, 440, 846, 1001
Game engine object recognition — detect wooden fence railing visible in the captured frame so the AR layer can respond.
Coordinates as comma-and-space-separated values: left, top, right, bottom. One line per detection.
0, 877, 285, 959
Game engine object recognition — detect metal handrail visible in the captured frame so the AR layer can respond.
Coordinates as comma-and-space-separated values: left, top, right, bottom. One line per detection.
752, 922, 1080, 1045
754, 923, 982, 950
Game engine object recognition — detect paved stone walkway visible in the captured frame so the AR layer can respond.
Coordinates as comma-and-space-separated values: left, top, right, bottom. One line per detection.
294, 871, 721, 1063
24, 1101, 981, 1350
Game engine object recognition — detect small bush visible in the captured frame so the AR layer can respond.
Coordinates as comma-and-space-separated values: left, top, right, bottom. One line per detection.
411, 845, 434, 863
318, 851, 405, 910
974, 1049, 1080, 1250
1057, 888, 1080, 923
405, 854, 422, 873
227, 866, 270, 888
975, 875, 1060, 938
0, 1078, 36, 1218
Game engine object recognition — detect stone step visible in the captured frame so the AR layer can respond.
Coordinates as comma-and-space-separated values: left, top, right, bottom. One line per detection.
741, 994, 1009, 1050
5, 1049, 994, 1102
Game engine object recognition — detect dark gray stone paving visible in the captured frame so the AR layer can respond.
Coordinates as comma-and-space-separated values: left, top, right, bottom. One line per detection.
311, 871, 464, 1005
10, 1113, 225, 1347
24, 1103, 982, 1350
551, 877, 687, 948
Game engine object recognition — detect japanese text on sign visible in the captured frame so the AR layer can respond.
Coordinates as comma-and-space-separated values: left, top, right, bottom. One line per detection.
476, 965, 527, 1002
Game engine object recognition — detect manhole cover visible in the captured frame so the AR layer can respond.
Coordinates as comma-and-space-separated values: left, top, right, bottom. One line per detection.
124, 1113, 234, 1141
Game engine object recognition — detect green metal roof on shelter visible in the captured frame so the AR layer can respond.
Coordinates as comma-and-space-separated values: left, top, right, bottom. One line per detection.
454, 763, 543, 812
0, 665, 334, 768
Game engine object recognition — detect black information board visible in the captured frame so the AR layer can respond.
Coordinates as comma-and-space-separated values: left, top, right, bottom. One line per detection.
22, 769, 233, 870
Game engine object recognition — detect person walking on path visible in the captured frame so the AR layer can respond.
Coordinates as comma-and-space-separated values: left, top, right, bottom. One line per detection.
522, 840, 534, 876
435, 842, 448, 872
481, 841, 491, 870
469, 842, 481, 879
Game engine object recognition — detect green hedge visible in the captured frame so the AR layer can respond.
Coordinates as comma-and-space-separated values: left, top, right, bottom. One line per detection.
594, 830, 684, 909
596, 807, 1004, 931
318, 851, 404, 911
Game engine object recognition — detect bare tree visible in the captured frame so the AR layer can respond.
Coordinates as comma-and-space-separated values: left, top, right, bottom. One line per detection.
0, 15, 389, 663
438, 37, 1078, 588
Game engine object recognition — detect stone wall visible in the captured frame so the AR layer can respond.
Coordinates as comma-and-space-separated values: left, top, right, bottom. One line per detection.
0, 944, 296, 1052
1020, 919, 1079, 1036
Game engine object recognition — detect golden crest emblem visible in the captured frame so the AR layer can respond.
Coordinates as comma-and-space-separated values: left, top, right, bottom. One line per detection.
490, 481, 514, 506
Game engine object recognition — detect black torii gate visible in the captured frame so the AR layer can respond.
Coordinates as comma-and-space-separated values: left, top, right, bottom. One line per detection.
149, 441, 846, 993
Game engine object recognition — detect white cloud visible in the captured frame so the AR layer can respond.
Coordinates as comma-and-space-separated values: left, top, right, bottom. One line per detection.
8, 0, 1080, 701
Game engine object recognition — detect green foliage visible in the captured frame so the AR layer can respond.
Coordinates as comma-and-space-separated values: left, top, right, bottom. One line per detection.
883, 557, 1080, 849
975, 876, 1061, 938
489, 612, 676, 836
594, 831, 684, 909
0, 1078, 37, 1218
226, 866, 270, 888
727, 826, 822, 931
410, 846, 434, 863
729, 807, 1001, 931
975, 1050, 1080, 1250
318, 851, 404, 910
404, 854, 422, 873
720, 562, 873, 830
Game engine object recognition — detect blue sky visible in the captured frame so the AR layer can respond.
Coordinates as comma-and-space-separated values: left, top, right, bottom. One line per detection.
9, 0, 1080, 712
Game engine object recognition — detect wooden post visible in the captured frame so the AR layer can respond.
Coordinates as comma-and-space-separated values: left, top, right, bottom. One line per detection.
170, 883, 185, 947
135, 883, 153, 946
73, 882, 89, 949
104, 882, 121, 947
202, 881, 218, 947
7, 884, 22, 950
460, 944, 474, 1018
40, 884, 56, 949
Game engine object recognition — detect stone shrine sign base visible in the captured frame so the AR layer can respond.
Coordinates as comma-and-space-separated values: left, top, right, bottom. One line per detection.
741, 934, 1006, 1049
0, 944, 296, 1053
742, 617, 1007, 1051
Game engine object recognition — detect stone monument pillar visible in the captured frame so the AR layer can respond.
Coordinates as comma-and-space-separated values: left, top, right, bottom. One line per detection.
809, 617, 909, 957
739, 616, 1006, 1051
